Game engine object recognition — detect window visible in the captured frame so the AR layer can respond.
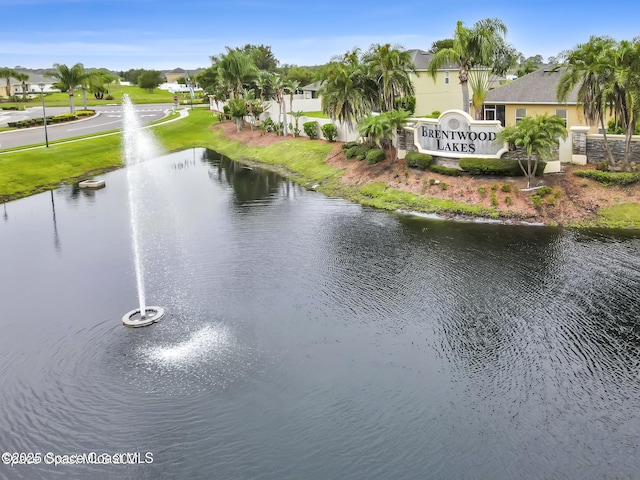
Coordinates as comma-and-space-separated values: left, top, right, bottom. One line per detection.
515, 108, 527, 123
483, 105, 506, 126
484, 104, 496, 120
445, 71, 450, 84
555, 108, 567, 126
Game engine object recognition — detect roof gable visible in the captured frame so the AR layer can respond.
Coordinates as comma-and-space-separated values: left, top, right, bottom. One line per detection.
485, 66, 579, 104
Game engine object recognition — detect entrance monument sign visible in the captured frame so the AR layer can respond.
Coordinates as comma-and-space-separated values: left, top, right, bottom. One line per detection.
410, 110, 507, 159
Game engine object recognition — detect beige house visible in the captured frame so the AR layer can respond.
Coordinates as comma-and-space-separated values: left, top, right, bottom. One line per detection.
408, 49, 505, 117
408, 49, 461, 116
483, 67, 598, 132
164, 68, 187, 84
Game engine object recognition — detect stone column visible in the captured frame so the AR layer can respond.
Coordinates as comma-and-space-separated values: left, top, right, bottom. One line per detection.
570, 126, 590, 165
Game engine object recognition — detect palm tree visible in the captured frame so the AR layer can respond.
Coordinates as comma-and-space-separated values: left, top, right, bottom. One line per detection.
606, 39, 640, 169
49, 63, 91, 114
557, 36, 618, 165
428, 18, 509, 115
89, 70, 115, 100
364, 43, 416, 112
0, 68, 17, 98
271, 74, 286, 134
358, 113, 393, 149
255, 70, 272, 101
285, 79, 301, 111
14, 72, 29, 100
318, 49, 375, 129
217, 47, 258, 97
496, 114, 567, 188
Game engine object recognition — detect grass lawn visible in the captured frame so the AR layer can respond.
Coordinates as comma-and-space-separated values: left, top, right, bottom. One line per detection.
597, 203, 640, 229
0, 84, 207, 110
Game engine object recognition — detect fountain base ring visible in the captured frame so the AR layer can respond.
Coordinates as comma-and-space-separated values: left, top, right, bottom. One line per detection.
122, 306, 165, 327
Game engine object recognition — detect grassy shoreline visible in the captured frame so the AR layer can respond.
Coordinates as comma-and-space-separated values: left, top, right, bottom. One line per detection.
2, 109, 639, 229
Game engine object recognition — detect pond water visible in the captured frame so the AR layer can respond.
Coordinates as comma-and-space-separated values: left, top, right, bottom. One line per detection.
1, 148, 640, 479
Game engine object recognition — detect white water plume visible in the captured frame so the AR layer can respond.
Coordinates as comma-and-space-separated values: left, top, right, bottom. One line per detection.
122, 94, 162, 316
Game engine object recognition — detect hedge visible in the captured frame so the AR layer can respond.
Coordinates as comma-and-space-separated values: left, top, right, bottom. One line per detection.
459, 157, 546, 176
574, 169, 640, 186
429, 164, 460, 176
405, 152, 433, 170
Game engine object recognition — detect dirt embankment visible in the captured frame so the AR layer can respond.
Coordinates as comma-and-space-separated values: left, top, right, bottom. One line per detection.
212, 121, 640, 226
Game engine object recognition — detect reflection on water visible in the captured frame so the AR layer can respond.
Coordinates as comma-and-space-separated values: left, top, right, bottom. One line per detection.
0, 148, 640, 479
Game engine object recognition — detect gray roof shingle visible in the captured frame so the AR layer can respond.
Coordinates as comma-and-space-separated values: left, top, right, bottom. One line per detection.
485, 66, 579, 104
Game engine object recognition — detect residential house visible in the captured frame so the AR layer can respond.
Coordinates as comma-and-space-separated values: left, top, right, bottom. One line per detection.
483, 66, 595, 132
408, 49, 504, 117
164, 68, 187, 84
1, 69, 57, 97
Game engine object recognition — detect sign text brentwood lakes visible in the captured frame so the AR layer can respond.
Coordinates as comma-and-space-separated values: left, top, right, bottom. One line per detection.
411, 110, 506, 159
420, 126, 497, 154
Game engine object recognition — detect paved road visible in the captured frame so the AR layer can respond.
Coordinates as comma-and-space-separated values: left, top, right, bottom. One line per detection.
0, 103, 174, 150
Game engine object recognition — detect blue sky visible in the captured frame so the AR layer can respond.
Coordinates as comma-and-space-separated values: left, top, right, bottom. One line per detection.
2, 0, 640, 72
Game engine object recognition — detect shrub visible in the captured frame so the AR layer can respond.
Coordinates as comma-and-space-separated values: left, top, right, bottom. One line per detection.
531, 194, 542, 209
321, 123, 338, 142
573, 169, 640, 186
345, 146, 359, 159
303, 121, 319, 139
405, 152, 433, 170
346, 145, 370, 160
491, 191, 498, 207
342, 141, 359, 150
537, 186, 553, 196
490, 182, 499, 191
505, 196, 513, 206
478, 186, 487, 197
429, 164, 460, 176
355, 146, 369, 161
459, 157, 546, 177
501, 184, 512, 193
440, 182, 449, 190
394, 96, 416, 114
366, 148, 386, 165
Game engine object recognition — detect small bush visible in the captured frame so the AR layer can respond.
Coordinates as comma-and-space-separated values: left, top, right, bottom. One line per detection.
342, 141, 359, 150
429, 164, 460, 176
505, 196, 513, 206
345, 146, 359, 159
440, 182, 449, 190
405, 152, 433, 170
501, 184, 512, 193
573, 169, 640, 186
366, 148, 386, 165
478, 186, 487, 197
531, 194, 542, 209
490, 182, 499, 192
459, 157, 546, 177
491, 192, 498, 207
303, 121, 319, 139
321, 123, 338, 142
537, 186, 553, 196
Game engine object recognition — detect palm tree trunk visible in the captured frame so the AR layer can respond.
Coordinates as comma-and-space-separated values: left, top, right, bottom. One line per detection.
459, 68, 470, 114
598, 115, 615, 165
69, 90, 76, 114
